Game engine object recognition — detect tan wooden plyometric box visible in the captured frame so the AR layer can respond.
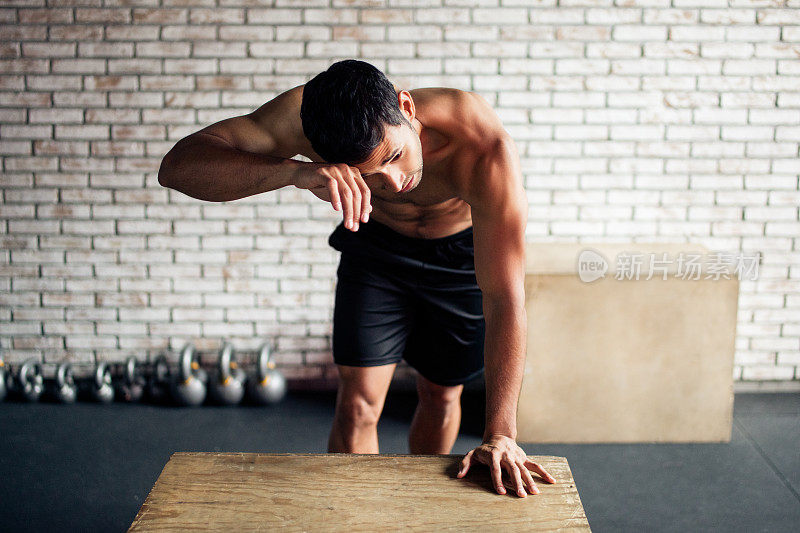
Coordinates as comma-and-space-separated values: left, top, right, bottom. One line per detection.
519, 243, 740, 443
128, 452, 590, 532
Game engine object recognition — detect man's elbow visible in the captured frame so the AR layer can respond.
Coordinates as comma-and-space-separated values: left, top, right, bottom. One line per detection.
157, 145, 182, 188
157, 164, 170, 188
482, 287, 526, 311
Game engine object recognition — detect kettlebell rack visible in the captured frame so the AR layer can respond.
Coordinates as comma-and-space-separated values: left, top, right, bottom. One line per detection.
0, 340, 287, 407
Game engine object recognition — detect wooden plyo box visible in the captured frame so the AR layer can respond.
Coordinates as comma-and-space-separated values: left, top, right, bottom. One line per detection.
519, 243, 740, 443
128, 452, 590, 532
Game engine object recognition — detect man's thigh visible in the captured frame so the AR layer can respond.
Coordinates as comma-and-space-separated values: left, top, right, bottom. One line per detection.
403, 278, 486, 387
332, 253, 415, 367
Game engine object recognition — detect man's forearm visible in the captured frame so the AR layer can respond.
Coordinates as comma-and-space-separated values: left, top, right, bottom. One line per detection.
158, 133, 303, 202
482, 297, 527, 441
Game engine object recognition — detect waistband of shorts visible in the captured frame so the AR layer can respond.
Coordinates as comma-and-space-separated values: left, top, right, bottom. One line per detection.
356, 218, 473, 247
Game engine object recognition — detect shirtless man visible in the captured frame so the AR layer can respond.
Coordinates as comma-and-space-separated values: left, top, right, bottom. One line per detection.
158, 59, 556, 497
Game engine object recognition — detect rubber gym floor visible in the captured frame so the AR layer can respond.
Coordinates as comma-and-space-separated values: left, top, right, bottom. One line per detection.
1, 386, 798, 532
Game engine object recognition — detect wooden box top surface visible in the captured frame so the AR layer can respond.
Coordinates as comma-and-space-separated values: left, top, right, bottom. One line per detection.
129, 452, 590, 532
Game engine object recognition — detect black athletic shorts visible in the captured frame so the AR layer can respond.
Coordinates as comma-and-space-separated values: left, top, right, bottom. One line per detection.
328, 218, 485, 387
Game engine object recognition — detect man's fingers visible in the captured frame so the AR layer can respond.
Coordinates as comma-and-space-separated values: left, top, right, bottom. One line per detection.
457, 450, 473, 478
327, 178, 341, 211
356, 175, 371, 223
338, 182, 354, 229
508, 461, 528, 498
333, 166, 357, 230
519, 461, 539, 494
310, 164, 371, 226
491, 456, 505, 495
524, 459, 557, 484
343, 172, 362, 230
457, 448, 552, 497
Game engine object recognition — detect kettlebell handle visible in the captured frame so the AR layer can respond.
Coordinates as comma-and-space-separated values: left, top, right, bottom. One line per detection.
124, 356, 138, 385
218, 342, 236, 383
20, 359, 42, 386
56, 362, 74, 388
94, 362, 111, 389
154, 354, 170, 382
256, 341, 275, 381
179, 344, 198, 383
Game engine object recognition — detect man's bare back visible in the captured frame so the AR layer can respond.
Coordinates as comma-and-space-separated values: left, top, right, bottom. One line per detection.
245, 83, 501, 240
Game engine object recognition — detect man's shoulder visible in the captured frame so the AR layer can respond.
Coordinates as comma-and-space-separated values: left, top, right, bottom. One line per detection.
247, 84, 319, 159
443, 93, 516, 208
409, 86, 469, 103
461, 90, 509, 146
416, 87, 507, 150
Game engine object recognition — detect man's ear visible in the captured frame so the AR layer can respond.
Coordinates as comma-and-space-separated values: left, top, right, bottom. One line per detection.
398, 90, 415, 122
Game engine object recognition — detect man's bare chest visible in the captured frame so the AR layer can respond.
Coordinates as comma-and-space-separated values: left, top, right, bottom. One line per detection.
369, 151, 476, 239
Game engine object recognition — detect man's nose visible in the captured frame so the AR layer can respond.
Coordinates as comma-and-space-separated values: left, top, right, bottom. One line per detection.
384, 172, 405, 192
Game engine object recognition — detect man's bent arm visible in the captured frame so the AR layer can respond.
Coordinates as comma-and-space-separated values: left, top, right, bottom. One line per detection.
158, 133, 303, 202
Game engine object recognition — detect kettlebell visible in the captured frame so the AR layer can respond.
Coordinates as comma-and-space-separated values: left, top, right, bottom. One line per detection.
0, 356, 7, 403
170, 343, 207, 407
18, 358, 44, 402
146, 354, 171, 404
53, 362, 77, 404
117, 356, 145, 402
91, 362, 115, 404
247, 342, 287, 405
209, 342, 246, 406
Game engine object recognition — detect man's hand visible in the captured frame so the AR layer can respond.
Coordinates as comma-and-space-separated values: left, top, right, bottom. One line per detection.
457, 434, 557, 497
293, 162, 372, 232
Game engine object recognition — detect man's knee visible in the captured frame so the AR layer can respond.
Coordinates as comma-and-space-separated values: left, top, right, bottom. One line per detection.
416, 374, 463, 409
336, 394, 382, 428
333, 363, 395, 428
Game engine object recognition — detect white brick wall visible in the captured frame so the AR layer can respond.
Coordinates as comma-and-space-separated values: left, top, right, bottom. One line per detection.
1, 0, 799, 385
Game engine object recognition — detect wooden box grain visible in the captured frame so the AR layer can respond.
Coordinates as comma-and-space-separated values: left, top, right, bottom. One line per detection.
128, 452, 590, 532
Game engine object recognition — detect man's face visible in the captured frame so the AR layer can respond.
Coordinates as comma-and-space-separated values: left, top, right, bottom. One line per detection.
354, 120, 423, 199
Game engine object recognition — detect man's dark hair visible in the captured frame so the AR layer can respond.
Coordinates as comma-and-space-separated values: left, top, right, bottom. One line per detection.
300, 59, 409, 165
